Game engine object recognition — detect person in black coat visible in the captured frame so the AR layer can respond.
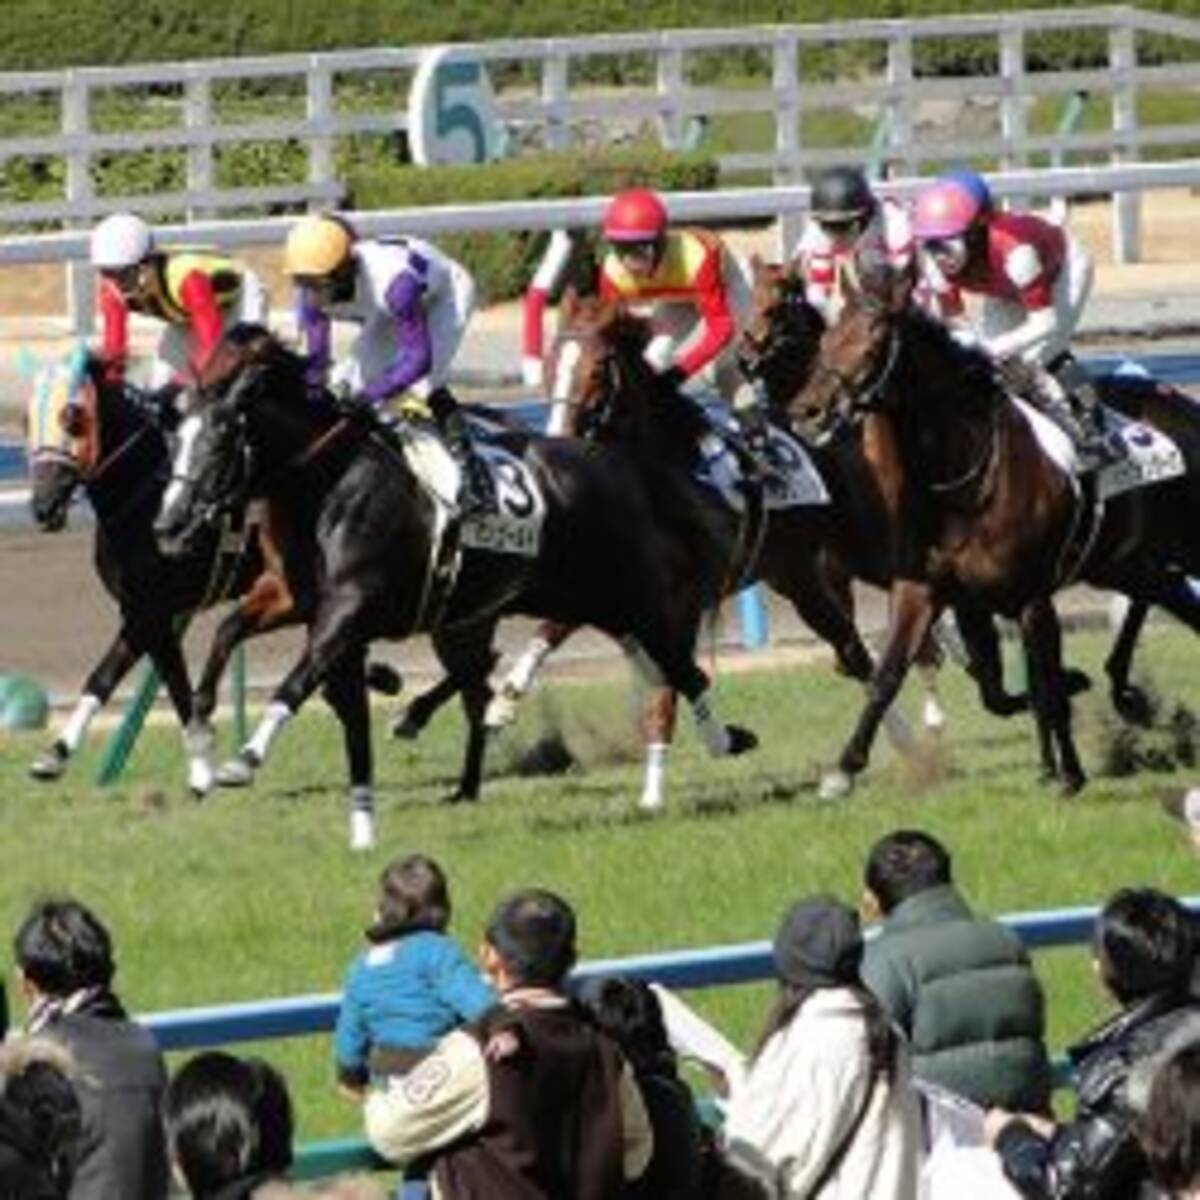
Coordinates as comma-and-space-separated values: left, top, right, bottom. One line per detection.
578, 975, 705, 1200
14, 897, 169, 1200
0, 1037, 81, 1199
987, 887, 1200, 1200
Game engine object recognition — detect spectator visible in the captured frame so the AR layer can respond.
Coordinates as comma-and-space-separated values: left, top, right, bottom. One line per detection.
164, 1052, 293, 1200
0, 1037, 81, 1199
14, 897, 168, 1200
577, 976, 704, 1199
364, 887, 653, 1198
335, 854, 495, 1096
1140, 1037, 1200, 1198
722, 893, 922, 1199
988, 887, 1200, 1199
860, 830, 1053, 1113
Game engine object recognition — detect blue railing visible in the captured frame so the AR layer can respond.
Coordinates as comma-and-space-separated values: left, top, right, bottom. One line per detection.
138, 898, 1200, 1180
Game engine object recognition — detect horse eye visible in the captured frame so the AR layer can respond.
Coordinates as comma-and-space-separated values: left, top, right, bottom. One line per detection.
58, 406, 87, 437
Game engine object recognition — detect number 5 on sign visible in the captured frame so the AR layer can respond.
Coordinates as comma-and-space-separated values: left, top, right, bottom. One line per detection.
408, 47, 501, 166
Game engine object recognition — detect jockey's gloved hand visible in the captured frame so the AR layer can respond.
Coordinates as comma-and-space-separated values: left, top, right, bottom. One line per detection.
657, 364, 687, 393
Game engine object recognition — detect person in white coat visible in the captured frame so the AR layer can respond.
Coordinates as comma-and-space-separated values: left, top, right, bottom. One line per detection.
722, 895, 923, 1199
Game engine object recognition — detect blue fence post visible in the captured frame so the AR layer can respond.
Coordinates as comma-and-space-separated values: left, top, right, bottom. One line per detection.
737, 586, 769, 650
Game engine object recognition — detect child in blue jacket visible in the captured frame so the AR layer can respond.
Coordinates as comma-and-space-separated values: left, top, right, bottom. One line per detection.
335, 854, 496, 1094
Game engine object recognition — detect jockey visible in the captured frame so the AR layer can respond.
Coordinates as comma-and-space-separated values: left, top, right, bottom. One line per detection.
596, 187, 772, 465
283, 213, 494, 517
90, 211, 268, 396
792, 166, 916, 320
912, 170, 1116, 464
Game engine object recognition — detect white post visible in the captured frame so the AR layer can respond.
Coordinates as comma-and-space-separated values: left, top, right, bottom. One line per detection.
185, 72, 213, 222
886, 34, 915, 179
542, 51, 569, 153
1109, 20, 1141, 263
306, 58, 334, 206
62, 73, 94, 336
773, 33, 804, 258
999, 26, 1028, 209
656, 45, 686, 152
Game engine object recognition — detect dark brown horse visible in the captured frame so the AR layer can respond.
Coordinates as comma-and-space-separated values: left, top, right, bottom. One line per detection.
791, 270, 1200, 797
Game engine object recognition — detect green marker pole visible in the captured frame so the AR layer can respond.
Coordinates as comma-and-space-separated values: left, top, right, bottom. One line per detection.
95, 663, 161, 786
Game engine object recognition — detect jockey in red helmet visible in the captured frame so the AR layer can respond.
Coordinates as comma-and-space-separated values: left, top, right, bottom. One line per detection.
913, 171, 1116, 464
595, 188, 776, 466
792, 167, 916, 321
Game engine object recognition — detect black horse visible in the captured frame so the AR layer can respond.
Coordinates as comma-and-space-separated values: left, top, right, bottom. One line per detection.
152, 326, 757, 828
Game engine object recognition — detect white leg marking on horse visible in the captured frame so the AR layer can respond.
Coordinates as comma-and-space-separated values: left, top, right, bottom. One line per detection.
640, 742, 668, 811
60, 693, 102, 753
246, 701, 293, 763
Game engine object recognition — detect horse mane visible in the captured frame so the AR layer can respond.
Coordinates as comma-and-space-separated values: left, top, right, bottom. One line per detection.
895, 305, 1003, 413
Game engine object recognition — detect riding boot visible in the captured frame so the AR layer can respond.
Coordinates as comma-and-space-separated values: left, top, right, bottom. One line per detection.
1049, 358, 1123, 467
733, 387, 783, 484
429, 386, 496, 518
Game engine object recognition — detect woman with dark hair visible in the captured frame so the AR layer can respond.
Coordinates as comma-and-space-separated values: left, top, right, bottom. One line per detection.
163, 1053, 293, 1200
1140, 1037, 1200, 1198
989, 887, 1200, 1199
722, 894, 921, 1198
577, 976, 705, 1199
0, 1038, 81, 1199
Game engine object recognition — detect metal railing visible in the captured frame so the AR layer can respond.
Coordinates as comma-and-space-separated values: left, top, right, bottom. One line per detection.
138, 897, 1200, 1180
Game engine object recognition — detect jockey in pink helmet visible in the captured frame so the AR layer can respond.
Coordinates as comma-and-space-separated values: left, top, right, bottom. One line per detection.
913, 170, 1115, 464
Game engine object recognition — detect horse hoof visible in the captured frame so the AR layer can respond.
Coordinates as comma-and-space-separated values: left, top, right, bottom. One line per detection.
1059, 772, 1087, 799
441, 788, 479, 805
188, 762, 215, 799
29, 745, 67, 781
484, 687, 522, 730
390, 710, 424, 741
922, 698, 946, 732
1064, 668, 1092, 697
986, 692, 1030, 717
216, 752, 258, 788
818, 769, 854, 802
725, 726, 758, 756
349, 809, 376, 852
638, 790, 665, 813
1113, 685, 1154, 728
366, 662, 403, 696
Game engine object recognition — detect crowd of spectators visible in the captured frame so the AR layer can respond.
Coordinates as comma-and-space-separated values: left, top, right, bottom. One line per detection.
0, 835, 1196, 1199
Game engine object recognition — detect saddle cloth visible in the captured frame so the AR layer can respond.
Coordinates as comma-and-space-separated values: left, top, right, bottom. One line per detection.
694, 403, 830, 512
1014, 397, 1185, 501
399, 425, 546, 558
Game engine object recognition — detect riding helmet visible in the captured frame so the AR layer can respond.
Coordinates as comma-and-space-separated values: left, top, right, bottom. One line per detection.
810, 167, 875, 223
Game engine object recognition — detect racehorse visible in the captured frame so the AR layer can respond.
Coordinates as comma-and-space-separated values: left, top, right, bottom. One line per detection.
25, 348, 264, 794
482, 286, 930, 808
152, 325, 757, 824
790, 268, 1200, 797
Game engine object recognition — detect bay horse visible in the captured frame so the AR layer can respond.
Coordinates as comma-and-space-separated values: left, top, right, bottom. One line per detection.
25, 348, 265, 794
152, 326, 757, 826
791, 269, 1200, 797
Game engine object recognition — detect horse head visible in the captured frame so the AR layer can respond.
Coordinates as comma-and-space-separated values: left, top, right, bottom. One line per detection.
737, 255, 826, 412
154, 324, 283, 557
26, 346, 117, 531
792, 264, 909, 440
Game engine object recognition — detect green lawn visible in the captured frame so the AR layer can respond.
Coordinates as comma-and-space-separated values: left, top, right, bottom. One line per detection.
0, 623, 1196, 1144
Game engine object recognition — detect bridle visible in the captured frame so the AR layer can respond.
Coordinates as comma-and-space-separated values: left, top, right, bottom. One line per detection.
809, 325, 901, 434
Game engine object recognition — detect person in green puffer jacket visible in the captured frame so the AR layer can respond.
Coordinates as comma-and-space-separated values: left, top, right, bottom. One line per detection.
860, 830, 1054, 1114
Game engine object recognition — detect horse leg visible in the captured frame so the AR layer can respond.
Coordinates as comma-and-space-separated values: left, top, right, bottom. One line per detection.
952, 604, 1031, 717
319, 646, 375, 851
913, 631, 946, 733
218, 597, 372, 789
639, 689, 678, 812
143, 626, 219, 798
433, 620, 500, 804
485, 619, 577, 729
1104, 598, 1153, 725
29, 632, 138, 781
1020, 597, 1085, 795
391, 671, 467, 741
823, 579, 940, 801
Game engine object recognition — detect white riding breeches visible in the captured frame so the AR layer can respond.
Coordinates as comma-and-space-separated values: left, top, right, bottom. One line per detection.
151, 269, 269, 387
333, 260, 476, 401
979, 231, 1093, 367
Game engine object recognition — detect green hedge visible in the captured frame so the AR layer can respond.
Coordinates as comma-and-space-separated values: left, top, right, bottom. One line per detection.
347, 148, 719, 303
4, 0, 1197, 73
